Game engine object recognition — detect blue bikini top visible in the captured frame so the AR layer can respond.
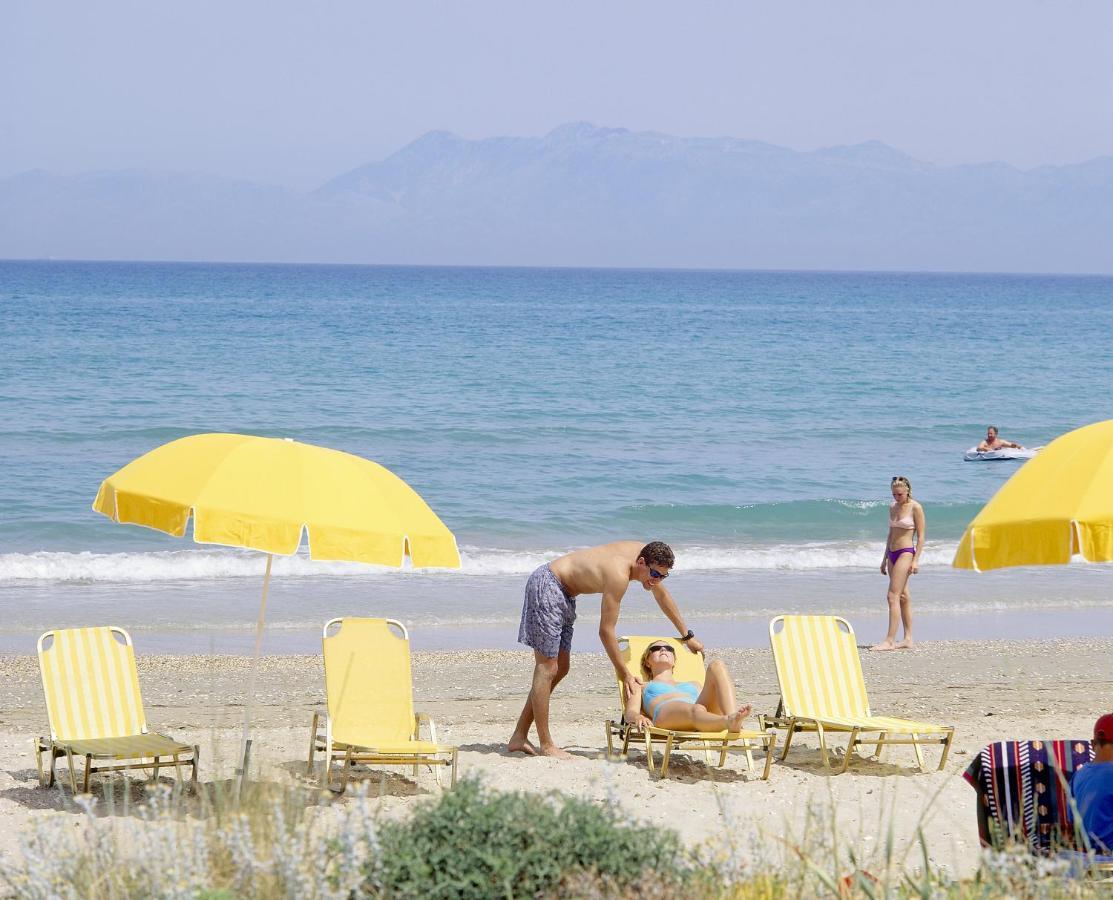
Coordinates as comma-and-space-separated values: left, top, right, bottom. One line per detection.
642, 679, 700, 708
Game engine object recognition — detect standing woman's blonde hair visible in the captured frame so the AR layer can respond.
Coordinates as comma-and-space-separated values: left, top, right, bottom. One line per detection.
891, 475, 913, 499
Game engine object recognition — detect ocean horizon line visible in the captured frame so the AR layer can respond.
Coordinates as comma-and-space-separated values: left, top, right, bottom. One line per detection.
4, 257, 1113, 280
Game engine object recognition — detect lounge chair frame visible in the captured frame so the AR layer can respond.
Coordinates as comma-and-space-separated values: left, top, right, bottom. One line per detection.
307, 618, 457, 793
765, 615, 954, 773
36, 627, 198, 794
604, 636, 776, 780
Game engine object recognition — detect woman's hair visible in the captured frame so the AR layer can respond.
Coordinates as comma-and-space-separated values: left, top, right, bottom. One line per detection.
891, 475, 913, 498
640, 641, 675, 680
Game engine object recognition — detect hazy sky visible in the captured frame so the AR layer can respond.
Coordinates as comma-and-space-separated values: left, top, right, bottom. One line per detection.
3, 1, 1111, 188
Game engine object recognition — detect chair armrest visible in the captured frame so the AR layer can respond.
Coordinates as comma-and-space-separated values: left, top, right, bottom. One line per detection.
415, 712, 439, 744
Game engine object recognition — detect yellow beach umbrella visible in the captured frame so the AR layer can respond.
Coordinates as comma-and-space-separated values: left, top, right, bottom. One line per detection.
93, 432, 460, 568
953, 419, 1113, 572
93, 432, 459, 777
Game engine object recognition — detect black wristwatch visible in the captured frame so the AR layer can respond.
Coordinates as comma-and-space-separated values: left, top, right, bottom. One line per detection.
679, 630, 695, 643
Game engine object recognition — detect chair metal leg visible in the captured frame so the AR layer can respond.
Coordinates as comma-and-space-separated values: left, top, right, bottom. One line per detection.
605, 724, 615, 761
65, 749, 78, 793
190, 746, 200, 793
34, 739, 45, 788
172, 752, 184, 789
338, 747, 353, 794
450, 749, 458, 787
660, 735, 675, 779
839, 729, 859, 774
781, 721, 796, 760
912, 734, 926, 772
938, 731, 954, 771
874, 733, 886, 760
82, 754, 93, 793
816, 723, 831, 770
762, 734, 776, 780
307, 712, 319, 776
743, 740, 754, 772
644, 731, 657, 776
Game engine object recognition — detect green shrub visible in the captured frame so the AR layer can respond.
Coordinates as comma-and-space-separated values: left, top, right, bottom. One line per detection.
372, 777, 689, 899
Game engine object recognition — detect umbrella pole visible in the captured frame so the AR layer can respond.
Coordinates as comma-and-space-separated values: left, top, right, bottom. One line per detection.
237, 553, 273, 793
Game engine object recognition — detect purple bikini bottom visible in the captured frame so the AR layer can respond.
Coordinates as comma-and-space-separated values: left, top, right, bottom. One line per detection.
887, 547, 916, 565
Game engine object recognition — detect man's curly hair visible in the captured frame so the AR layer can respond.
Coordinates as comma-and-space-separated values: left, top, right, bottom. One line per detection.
638, 541, 674, 569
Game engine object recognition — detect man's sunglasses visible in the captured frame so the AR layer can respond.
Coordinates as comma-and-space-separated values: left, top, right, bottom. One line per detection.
647, 644, 675, 654
648, 567, 669, 580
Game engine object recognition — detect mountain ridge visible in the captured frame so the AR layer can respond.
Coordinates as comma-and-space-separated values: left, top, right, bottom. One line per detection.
2, 123, 1111, 272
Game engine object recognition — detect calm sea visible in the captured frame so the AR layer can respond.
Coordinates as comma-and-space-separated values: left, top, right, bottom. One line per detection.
2, 261, 1112, 651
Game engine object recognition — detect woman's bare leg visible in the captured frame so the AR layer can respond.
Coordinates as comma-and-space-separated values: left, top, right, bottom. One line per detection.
896, 586, 914, 648
655, 702, 750, 733
696, 660, 739, 715
873, 553, 913, 651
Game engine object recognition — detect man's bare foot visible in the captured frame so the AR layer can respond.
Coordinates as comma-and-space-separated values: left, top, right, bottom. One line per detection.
539, 744, 574, 760
726, 704, 753, 732
895, 639, 914, 649
871, 641, 897, 651
507, 737, 538, 756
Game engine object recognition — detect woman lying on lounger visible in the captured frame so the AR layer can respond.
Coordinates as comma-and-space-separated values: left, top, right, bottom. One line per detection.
624, 641, 752, 733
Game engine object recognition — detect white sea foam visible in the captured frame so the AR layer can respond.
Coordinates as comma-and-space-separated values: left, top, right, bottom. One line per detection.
0, 541, 965, 584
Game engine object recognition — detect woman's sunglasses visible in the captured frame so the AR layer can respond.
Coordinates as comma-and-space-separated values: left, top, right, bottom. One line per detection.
647, 644, 675, 654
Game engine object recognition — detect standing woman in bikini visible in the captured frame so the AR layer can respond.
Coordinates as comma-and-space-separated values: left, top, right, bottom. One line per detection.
873, 475, 925, 651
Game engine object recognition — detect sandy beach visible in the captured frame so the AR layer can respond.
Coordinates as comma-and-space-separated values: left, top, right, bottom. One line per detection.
1, 637, 1109, 879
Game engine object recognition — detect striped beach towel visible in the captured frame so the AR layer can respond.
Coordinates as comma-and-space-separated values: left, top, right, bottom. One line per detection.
963, 739, 1093, 854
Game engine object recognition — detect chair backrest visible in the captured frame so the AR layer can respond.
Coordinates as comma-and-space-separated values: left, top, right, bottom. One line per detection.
37, 626, 149, 741
768, 615, 870, 718
323, 618, 415, 747
616, 636, 706, 711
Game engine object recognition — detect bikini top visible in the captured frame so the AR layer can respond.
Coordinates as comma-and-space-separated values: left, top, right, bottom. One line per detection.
890, 502, 915, 530
641, 679, 700, 708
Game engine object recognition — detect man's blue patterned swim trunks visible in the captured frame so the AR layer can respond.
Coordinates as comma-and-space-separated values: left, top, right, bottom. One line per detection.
517, 564, 577, 658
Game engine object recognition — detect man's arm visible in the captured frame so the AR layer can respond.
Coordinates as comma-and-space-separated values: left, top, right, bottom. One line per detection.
650, 583, 705, 653
599, 590, 641, 695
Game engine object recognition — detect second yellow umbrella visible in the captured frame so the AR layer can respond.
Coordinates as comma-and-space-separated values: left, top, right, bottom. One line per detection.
953, 419, 1113, 572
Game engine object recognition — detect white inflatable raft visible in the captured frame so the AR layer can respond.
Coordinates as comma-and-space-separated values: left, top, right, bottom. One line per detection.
963, 446, 1038, 462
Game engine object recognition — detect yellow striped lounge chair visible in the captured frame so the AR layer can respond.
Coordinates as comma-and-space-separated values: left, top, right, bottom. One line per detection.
36, 626, 199, 793
308, 618, 457, 792
604, 635, 776, 780
766, 615, 954, 773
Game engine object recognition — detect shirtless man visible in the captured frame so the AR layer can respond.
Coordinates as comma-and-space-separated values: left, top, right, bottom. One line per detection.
977, 425, 1024, 452
507, 540, 704, 759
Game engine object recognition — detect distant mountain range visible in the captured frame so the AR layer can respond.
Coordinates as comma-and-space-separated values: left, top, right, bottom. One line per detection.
3, 123, 1112, 272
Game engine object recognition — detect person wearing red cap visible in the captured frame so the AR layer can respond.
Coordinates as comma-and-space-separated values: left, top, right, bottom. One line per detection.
1070, 713, 1113, 853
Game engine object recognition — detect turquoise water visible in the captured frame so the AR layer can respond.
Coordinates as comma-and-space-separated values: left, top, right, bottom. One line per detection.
2, 261, 1111, 650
